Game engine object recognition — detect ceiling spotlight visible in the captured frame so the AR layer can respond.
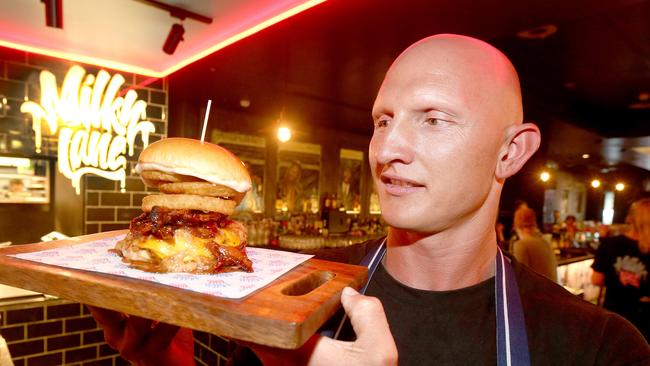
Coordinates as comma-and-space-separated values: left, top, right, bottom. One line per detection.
591, 179, 601, 188
277, 126, 292, 143
540, 171, 551, 182
163, 23, 185, 55
582, 154, 590, 159
239, 98, 251, 108
41, 0, 63, 29
140, 1, 212, 56
615, 183, 625, 191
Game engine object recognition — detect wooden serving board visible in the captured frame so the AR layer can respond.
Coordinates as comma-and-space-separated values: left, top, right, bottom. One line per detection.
0, 230, 368, 349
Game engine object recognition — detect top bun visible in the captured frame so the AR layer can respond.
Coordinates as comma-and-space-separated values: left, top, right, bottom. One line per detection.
135, 138, 252, 193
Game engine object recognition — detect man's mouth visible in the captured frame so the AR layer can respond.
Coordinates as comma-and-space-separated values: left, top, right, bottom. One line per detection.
380, 174, 425, 194
382, 177, 415, 186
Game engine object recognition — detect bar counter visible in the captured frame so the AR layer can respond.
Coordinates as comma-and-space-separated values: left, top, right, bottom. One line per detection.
556, 251, 599, 303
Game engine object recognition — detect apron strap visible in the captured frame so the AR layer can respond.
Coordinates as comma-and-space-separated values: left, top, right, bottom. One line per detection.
358, 237, 387, 294
495, 248, 531, 366
332, 237, 387, 339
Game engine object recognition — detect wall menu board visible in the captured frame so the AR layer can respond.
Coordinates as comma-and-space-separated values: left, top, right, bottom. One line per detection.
277, 141, 321, 214
212, 130, 265, 214
0, 157, 49, 204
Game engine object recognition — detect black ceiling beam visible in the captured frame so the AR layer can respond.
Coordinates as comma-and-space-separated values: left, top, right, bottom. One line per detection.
136, 0, 213, 24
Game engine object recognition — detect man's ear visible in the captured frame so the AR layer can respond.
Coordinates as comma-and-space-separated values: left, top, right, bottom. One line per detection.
495, 123, 541, 180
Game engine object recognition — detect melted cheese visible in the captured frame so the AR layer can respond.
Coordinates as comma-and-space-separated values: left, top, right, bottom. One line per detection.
215, 228, 241, 247
138, 227, 241, 260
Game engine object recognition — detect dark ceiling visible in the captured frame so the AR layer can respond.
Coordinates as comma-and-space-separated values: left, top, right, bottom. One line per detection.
170, 0, 650, 176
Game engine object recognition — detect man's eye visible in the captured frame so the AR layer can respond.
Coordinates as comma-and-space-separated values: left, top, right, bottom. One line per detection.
375, 118, 390, 128
425, 117, 440, 125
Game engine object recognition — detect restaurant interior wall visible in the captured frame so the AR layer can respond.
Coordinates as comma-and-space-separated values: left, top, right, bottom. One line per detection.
168, 69, 374, 220
0, 45, 168, 245
163, 0, 650, 232
0, 45, 243, 366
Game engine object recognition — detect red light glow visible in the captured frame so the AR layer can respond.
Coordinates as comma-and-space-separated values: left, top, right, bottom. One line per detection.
0, 0, 326, 78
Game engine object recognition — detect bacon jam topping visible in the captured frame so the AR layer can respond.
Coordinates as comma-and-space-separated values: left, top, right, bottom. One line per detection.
129, 206, 229, 240
116, 206, 253, 273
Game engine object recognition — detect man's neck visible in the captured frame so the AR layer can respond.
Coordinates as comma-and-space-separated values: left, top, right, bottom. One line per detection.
383, 221, 498, 292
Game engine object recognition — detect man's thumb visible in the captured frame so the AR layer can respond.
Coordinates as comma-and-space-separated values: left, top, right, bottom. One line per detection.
339, 287, 398, 365
340, 287, 386, 336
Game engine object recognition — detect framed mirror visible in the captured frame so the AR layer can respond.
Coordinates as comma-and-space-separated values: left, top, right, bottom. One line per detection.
212, 130, 266, 214
276, 141, 321, 214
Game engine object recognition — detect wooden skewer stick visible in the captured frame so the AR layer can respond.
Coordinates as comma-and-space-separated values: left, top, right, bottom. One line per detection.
200, 99, 212, 142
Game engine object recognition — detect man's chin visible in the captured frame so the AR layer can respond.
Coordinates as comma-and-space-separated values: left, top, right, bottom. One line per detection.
383, 214, 431, 234
382, 203, 450, 232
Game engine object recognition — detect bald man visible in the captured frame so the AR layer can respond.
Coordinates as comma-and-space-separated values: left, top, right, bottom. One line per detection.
90, 35, 649, 365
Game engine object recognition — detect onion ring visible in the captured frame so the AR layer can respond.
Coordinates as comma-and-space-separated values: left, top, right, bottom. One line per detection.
142, 194, 237, 215
159, 182, 244, 203
140, 170, 202, 187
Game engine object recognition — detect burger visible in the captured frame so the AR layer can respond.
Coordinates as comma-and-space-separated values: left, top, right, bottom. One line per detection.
113, 137, 254, 274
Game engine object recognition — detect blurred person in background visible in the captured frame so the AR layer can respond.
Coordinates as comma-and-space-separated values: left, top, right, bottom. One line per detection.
495, 220, 508, 252
597, 223, 610, 240
512, 206, 558, 282
592, 198, 650, 340
508, 199, 529, 250
563, 215, 578, 246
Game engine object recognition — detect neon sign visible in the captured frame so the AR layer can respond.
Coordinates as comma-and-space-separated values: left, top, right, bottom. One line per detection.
21, 65, 155, 194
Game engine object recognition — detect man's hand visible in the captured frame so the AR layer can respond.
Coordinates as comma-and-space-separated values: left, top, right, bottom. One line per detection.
249, 287, 398, 365
87, 306, 195, 366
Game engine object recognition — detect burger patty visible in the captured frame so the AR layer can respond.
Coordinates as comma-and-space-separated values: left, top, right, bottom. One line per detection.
118, 206, 252, 273
129, 206, 232, 240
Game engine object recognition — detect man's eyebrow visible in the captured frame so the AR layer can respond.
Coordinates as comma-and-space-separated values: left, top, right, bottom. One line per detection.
412, 91, 460, 118
427, 107, 459, 119
371, 107, 391, 119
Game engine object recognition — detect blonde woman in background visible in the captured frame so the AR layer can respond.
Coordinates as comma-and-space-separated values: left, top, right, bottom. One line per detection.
512, 206, 558, 282
592, 198, 650, 341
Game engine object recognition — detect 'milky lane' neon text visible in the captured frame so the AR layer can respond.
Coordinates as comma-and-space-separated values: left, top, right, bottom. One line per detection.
21, 65, 155, 194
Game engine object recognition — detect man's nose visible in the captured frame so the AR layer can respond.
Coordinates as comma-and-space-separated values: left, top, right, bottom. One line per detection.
373, 119, 414, 165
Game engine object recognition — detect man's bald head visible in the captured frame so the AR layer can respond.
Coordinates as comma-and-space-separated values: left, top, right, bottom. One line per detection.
370, 34, 540, 234
379, 34, 523, 129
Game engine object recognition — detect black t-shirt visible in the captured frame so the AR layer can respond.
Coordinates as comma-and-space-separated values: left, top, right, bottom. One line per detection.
230, 239, 650, 365
365, 264, 496, 365
592, 235, 650, 323
364, 251, 649, 365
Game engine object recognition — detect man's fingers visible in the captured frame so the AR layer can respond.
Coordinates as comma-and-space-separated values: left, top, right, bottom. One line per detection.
87, 306, 126, 348
87, 306, 194, 365
247, 334, 333, 366
305, 334, 356, 366
120, 316, 153, 360
140, 322, 181, 355
87, 305, 123, 327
